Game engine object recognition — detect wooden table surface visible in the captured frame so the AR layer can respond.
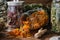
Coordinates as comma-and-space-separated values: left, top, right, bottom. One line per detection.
0, 31, 60, 40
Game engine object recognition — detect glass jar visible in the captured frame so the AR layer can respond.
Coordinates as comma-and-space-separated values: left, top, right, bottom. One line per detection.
7, 0, 24, 31
56, 3, 60, 32
51, 0, 60, 33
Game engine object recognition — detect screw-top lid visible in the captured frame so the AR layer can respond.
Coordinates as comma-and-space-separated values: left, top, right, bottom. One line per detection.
7, 0, 24, 6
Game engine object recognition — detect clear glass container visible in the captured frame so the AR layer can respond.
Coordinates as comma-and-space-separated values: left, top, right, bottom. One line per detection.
6, 0, 24, 32
51, 0, 60, 33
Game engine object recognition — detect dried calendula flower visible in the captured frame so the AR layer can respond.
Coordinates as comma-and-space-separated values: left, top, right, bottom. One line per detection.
23, 21, 30, 32
8, 9, 49, 38
27, 10, 48, 30
8, 29, 21, 36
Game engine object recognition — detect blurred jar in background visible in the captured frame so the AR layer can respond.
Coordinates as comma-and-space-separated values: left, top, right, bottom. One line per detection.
51, 0, 60, 33
7, 0, 24, 30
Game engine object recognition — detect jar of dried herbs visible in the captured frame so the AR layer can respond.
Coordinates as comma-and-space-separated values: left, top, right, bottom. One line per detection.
51, 0, 60, 33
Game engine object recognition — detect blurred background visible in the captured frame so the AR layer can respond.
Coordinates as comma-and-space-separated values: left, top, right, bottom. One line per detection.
6, 0, 52, 7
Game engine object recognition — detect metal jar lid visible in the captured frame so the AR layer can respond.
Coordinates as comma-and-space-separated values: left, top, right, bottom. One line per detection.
7, 0, 24, 6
